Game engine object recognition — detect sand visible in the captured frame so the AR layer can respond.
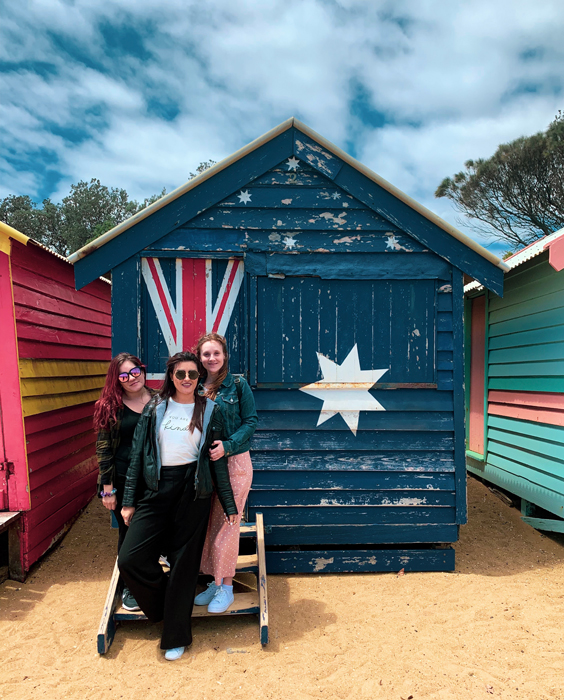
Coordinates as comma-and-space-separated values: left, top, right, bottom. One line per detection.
1, 475, 563, 700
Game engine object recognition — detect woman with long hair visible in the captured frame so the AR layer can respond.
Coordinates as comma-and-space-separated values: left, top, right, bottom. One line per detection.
94, 352, 153, 611
118, 351, 237, 661
194, 333, 258, 614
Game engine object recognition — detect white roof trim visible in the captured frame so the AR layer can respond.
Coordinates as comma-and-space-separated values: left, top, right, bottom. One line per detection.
464, 227, 564, 293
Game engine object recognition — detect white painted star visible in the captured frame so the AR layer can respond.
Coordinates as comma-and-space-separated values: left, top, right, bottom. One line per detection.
283, 236, 297, 249
331, 191, 341, 200
286, 157, 300, 171
386, 235, 399, 249
237, 190, 252, 204
300, 344, 388, 435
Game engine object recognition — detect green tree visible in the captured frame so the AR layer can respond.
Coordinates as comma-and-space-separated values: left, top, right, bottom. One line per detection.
436, 111, 564, 250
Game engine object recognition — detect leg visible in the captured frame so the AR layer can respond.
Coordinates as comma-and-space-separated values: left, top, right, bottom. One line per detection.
118, 481, 174, 623
160, 479, 211, 650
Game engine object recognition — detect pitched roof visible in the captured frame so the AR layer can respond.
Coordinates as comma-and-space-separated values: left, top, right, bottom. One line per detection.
464, 227, 564, 293
67, 117, 509, 273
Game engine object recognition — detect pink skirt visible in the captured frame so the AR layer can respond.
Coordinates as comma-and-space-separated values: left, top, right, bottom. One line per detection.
200, 451, 253, 580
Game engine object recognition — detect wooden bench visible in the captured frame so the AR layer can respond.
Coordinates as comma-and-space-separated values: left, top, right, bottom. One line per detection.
0, 512, 22, 583
97, 513, 269, 653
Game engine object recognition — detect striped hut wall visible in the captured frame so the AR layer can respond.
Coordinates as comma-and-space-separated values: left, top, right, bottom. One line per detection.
472, 255, 564, 518
10, 240, 111, 571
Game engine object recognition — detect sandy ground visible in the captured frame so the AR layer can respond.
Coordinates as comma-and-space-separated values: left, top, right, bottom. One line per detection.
1, 475, 564, 700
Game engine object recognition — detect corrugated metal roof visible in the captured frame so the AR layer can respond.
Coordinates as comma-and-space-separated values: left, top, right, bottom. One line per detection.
67, 117, 509, 272
464, 227, 564, 293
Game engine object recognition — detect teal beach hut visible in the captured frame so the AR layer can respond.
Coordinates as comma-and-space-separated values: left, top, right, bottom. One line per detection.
466, 228, 564, 531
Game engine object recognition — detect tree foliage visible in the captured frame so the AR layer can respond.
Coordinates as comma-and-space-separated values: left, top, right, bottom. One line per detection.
436, 111, 564, 250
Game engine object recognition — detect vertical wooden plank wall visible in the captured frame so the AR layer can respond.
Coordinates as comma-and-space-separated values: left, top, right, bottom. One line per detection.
10, 241, 111, 571
0, 245, 28, 512
468, 255, 564, 519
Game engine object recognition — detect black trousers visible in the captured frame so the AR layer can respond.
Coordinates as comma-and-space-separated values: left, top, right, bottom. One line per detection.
118, 463, 211, 650
113, 474, 129, 554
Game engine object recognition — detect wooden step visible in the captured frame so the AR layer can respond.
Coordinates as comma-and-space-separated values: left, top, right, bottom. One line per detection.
115, 591, 259, 620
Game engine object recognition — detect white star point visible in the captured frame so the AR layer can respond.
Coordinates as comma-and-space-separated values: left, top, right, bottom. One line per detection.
300, 344, 388, 435
283, 236, 297, 249
237, 189, 252, 204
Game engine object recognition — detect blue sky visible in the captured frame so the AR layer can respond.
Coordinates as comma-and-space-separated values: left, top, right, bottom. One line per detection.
1, 0, 563, 256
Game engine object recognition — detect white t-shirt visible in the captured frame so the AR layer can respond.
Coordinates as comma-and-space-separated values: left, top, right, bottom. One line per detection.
159, 399, 202, 466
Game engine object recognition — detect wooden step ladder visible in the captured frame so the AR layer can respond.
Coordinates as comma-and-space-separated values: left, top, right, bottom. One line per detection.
97, 513, 268, 653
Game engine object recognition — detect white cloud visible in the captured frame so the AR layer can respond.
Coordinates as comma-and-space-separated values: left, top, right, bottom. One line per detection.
0, 0, 563, 250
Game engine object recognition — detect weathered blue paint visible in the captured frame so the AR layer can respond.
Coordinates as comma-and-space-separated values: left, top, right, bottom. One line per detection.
265, 548, 455, 573
72, 123, 505, 573
112, 256, 140, 357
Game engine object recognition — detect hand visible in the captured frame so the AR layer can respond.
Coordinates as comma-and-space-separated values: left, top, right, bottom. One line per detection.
209, 440, 225, 461
101, 494, 117, 511
121, 506, 136, 526
226, 514, 238, 526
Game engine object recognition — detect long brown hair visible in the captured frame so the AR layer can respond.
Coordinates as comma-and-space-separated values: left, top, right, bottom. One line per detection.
195, 333, 229, 400
93, 353, 145, 431
159, 351, 205, 433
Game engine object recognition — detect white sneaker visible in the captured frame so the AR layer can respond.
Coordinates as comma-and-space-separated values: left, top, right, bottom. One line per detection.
194, 581, 221, 606
164, 646, 185, 661
208, 585, 234, 613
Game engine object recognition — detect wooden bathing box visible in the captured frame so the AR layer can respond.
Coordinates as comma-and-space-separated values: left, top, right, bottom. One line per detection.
69, 118, 506, 573
0, 222, 111, 579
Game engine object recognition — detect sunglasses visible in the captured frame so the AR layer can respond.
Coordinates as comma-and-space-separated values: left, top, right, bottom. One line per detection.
118, 366, 143, 382
174, 369, 200, 380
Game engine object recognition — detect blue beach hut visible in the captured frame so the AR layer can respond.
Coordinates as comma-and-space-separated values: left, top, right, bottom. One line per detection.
69, 118, 506, 573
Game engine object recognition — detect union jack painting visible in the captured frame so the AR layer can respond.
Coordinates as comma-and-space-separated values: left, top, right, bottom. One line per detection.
141, 257, 244, 378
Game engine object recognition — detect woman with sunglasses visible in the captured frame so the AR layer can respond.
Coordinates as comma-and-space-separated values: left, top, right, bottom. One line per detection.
94, 353, 154, 611
194, 333, 258, 614
118, 351, 237, 661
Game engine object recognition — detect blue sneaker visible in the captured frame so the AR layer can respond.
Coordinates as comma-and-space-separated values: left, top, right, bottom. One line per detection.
164, 646, 185, 661
194, 582, 221, 606
208, 585, 234, 613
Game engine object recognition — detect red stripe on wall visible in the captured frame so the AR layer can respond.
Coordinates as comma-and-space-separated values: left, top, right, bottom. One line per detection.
14, 285, 111, 328
11, 240, 110, 302
24, 402, 96, 435
26, 416, 94, 454
468, 296, 486, 454
489, 390, 564, 410
15, 305, 111, 336
17, 340, 110, 361
488, 402, 564, 427
29, 447, 96, 491
11, 267, 110, 315
0, 251, 29, 511
182, 258, 207, 351
22, 485, 96, 569
27, 431, 96, 474
16, 322, 112, 349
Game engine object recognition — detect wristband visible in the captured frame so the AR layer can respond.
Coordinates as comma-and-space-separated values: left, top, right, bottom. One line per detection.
100, 488, 117, 498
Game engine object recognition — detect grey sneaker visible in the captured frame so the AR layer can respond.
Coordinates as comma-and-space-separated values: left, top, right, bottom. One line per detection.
208, 585, 234, 613
122, 587, 141, 611
194, 581, 221, 606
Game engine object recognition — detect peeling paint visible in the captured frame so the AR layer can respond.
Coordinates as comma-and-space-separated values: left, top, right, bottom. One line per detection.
319, 212, 347, 226
412, 328, 420, 337
385, 234, 413, 252
268, 233, 281, 241
439, 284, 453, 293
222, 225, 234, 229
342, 202, 349, 208
311, 556, 334, 572
333, 235, 361, 244
281, 199, 293, 205
277, 220, 283, 226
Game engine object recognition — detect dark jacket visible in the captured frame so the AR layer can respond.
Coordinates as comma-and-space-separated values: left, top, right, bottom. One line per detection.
198, 373, 258, 457
95, 389, 157, 488
122, 396, 237, 516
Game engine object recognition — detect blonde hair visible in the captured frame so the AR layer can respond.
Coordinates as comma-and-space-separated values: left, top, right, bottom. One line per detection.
195, 333, 229, 400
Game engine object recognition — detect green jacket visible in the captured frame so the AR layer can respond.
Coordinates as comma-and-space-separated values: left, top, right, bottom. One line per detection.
198, 373, 258, 457
122, 396, 237, 516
